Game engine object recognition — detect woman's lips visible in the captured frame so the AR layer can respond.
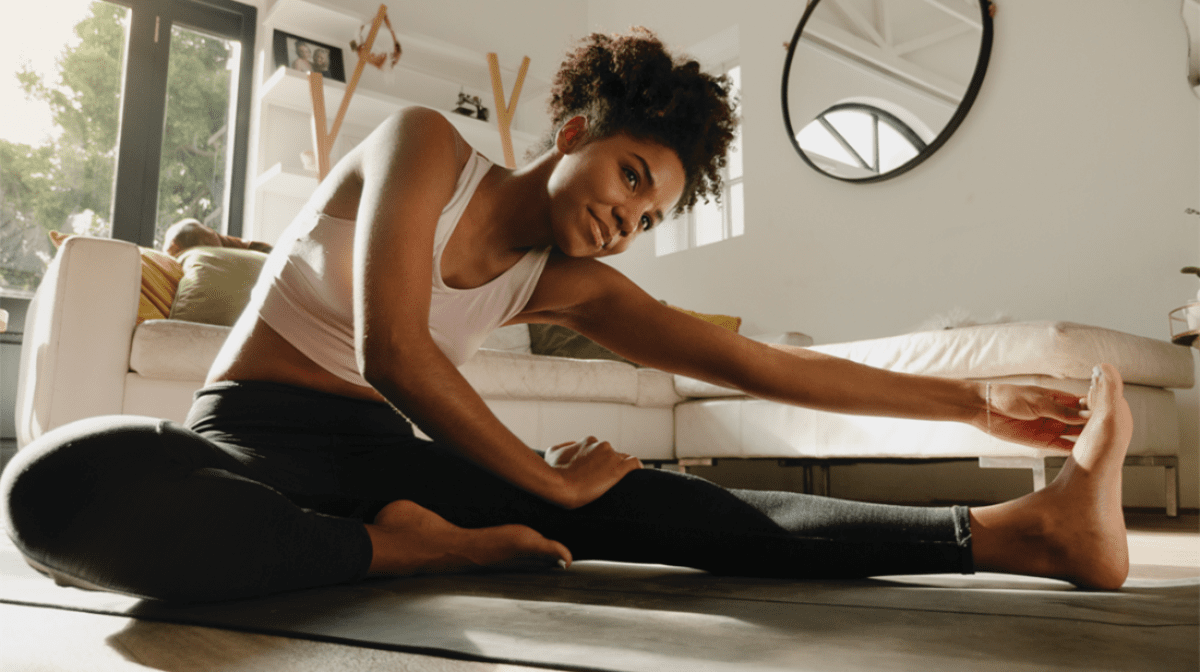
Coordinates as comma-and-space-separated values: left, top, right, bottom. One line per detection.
589, 210, 610, 249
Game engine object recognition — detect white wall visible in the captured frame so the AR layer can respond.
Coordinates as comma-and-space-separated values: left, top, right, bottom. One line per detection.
588, 0, 1200, 508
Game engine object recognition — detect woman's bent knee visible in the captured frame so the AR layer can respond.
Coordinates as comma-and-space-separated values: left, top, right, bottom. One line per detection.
0, 416, 241, 600
2, 416, 372, 602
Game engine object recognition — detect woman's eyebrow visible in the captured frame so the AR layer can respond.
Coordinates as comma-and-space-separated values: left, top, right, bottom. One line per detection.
634, 154, 656, 188
633, 154, 666, 224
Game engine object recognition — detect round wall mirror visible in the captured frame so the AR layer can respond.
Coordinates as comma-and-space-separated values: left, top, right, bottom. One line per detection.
782, 0, 993, 182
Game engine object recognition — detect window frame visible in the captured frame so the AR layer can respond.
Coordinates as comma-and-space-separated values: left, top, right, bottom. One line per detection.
799, 102, 927, 177
110, 0, 256, 246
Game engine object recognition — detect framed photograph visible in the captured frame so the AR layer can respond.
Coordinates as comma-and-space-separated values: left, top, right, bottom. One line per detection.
273, 30, 346, 82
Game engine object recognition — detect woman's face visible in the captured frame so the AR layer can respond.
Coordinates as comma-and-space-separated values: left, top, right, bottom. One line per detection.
296, 42, 312, 60
313, 49, 329, 69
547, 121, 685, 258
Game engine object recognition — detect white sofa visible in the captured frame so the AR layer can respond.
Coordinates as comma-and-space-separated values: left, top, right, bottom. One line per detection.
16, 236, 1195, 513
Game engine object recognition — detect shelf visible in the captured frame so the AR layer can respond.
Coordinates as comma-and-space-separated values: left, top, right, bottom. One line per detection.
262, 0, 547, 97
255, 162, 319, 199
264, 0, 367, 44
258, 66, 537, 144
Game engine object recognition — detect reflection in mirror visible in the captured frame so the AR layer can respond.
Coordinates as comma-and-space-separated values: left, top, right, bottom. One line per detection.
782, 0, 993, 182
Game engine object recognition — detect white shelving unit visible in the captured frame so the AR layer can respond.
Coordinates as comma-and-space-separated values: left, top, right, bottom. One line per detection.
248, 0, 546, 242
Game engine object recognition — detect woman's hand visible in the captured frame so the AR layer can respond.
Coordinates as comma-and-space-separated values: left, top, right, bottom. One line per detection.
544, 437, 642, 509
978, 383, 1091, 451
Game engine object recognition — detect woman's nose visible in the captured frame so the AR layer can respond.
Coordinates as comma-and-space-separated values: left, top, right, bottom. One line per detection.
612, 204, 643, 236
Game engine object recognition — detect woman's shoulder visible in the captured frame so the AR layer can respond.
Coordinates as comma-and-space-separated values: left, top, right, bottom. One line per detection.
359, 106, 474, 180
522, 253, 640, 318
315, 107, 474, 222
382, 106, 470, 153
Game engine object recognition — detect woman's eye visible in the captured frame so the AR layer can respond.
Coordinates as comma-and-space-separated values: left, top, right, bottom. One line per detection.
640, 214, 653, 231
623, 167, 638, 188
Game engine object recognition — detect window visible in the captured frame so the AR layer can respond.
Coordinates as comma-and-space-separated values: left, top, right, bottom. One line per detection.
656, 63, 744, 256
0, 0, 255, 294
795, 102, 927, 179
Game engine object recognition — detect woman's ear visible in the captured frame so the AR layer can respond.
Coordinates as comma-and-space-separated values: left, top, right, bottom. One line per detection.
555, 116, 589, 153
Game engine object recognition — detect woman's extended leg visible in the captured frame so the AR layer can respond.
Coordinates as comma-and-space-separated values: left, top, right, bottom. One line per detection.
361, 365, 1135, 589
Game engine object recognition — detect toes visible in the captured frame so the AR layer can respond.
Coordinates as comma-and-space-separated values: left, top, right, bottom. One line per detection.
1086, 364, 1124, 414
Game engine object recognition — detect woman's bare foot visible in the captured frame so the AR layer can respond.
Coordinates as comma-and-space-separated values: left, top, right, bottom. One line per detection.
364, 500, 572, 577
970, 363, 1132, 589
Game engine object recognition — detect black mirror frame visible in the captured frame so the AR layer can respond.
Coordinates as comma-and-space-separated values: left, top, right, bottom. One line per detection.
781, 0, 994, 183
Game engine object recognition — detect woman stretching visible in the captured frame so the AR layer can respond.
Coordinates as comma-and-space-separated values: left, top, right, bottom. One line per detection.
2, 29, 1132, 602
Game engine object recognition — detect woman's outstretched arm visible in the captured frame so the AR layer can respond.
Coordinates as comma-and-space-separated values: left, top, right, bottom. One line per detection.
524, 256, 1088, 452
351, 108, 638, 510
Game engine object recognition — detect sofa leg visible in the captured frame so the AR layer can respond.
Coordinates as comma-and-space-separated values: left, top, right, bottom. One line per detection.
984, 455, 1181, 518
978, 456, 1047, 490
780, 461, 832, 496
654, 458, 713, 475
1166, 462, 1179, 518
807, 464, 830, 497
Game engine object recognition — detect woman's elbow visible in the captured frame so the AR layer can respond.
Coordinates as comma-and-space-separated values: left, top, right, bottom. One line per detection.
357, 339, 435, 396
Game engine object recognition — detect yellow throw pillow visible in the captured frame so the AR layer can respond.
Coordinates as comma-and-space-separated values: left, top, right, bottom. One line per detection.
169, 246, 268, 326
667, 304, 742, 333
48, 231, 185, 323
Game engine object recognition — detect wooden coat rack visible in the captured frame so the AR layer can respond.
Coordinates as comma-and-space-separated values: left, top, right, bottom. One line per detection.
308, 4, 389, 180
487, 53, 530, 169
307, 5, 530, 175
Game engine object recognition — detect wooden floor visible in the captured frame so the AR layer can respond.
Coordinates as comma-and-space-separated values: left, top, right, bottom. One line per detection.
1, 512, 1195, 672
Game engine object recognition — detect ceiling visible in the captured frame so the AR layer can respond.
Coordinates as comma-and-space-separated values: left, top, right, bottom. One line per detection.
801, 0, 985, 102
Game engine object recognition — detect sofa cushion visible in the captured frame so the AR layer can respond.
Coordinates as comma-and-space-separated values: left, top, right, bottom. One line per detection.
810, 321, 1193, 389
130, 320, 232, 380
667, 304, 742, 333
529, 323, 640, 366
169, 247, 268, 326
637, 368, 685, 407
130, 323, 663, 406
480, 324, 532, 353
675, 376, 1179, 460
675, 321, 1193, 398
459, 350, 640, 404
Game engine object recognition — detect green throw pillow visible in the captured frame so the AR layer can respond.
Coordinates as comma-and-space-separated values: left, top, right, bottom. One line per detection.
527, 323, 642, 367
169, 246, 268, 326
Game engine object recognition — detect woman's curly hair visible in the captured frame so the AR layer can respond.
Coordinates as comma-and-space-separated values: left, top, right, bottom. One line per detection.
540, 27, 738, 213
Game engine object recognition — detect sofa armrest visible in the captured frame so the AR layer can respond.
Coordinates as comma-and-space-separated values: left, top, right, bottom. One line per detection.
16, 236, 141, 447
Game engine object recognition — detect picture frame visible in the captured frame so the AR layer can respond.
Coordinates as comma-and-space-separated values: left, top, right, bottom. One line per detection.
273, 30, 346, 83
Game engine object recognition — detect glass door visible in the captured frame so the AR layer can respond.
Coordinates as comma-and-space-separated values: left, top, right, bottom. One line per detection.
0, 0, 131, 292
155, 23, 240, 247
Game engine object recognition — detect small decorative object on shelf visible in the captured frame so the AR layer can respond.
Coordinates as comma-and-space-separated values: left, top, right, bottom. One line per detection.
1169, 266, 1200, 347
452, 91, 489, 121
273, 30, 346, 83
350, 8, 402, 70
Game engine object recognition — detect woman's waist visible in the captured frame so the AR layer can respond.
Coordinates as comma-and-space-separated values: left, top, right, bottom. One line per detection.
208, 315, 385, 403
187, 378, 412, 449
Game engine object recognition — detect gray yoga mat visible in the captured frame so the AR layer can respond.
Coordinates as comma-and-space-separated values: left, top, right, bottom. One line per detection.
2, 536, 1196, 672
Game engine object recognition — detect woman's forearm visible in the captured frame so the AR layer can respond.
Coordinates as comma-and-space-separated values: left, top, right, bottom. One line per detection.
743, 343, 987, 424
365, 351, 574, 505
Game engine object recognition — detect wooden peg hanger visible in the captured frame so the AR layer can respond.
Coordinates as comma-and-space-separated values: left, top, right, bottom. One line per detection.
487, 53, 530, 169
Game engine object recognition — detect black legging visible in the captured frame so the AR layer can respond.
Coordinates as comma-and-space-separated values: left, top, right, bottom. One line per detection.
1, 381, 972, 602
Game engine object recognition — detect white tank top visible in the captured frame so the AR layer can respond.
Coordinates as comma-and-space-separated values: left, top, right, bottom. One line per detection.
251, 151, 551, 387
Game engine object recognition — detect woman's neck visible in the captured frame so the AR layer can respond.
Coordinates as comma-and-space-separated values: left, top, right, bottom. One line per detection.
479, 151, 559, 253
